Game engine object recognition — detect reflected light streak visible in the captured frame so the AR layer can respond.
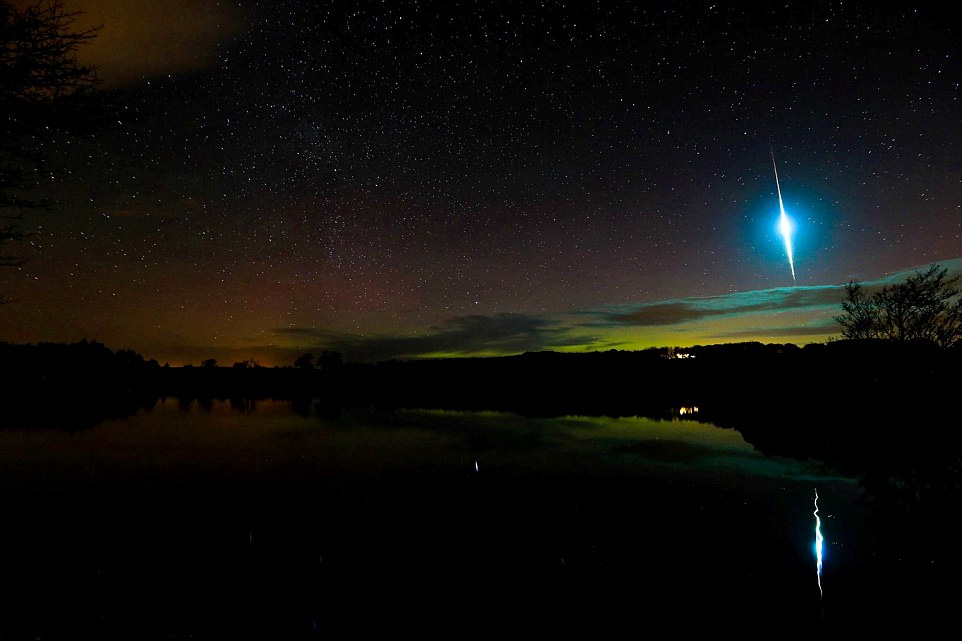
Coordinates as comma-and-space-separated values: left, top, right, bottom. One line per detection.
814, 488, 824, 598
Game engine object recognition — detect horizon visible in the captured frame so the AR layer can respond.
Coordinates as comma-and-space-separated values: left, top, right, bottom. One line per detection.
4, 258, 961, 367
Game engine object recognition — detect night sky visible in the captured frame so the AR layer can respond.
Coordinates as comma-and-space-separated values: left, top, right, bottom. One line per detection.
2, 0, 959, 366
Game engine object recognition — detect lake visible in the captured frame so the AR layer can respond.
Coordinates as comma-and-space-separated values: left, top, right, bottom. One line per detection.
0, 397, 956, 637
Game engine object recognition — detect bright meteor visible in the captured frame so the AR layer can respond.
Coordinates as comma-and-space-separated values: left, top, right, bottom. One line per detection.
771, 148, 796, 282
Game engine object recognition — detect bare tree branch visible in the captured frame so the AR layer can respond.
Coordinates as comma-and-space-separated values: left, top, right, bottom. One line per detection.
836, 264, 962, 348
1, 0, 101, 302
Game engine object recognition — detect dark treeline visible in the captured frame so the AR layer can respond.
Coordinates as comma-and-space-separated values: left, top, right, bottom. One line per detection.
0, 340, 322, 428
0, 339, 161, 429
2, 338, 960, 432
338, 339, 962, 419
3, 338, 962, 530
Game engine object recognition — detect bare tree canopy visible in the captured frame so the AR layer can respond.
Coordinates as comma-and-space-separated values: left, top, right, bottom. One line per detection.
1, 0, 100, 297
835, 264, 962, 348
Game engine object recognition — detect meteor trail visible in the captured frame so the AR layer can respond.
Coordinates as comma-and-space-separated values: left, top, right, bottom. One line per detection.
770, 147, 796, 282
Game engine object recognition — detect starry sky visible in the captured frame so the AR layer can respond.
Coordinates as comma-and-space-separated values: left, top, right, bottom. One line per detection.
1, 0, 960, 365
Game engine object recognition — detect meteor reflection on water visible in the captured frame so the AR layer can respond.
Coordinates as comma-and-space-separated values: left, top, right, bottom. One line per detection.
814, 488, 824, 598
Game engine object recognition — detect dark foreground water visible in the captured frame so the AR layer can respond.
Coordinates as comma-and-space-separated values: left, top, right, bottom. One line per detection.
0, 399, 956, 638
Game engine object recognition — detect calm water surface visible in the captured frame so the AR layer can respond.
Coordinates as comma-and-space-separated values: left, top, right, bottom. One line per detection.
0, 398, 946, 637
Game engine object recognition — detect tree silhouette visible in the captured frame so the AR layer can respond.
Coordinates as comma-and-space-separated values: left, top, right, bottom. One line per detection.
1, 0, 100, 301
317, 350, 343, 372
294, 352, 314, 370
835, 264, 962, 347
835, 281, 880, 340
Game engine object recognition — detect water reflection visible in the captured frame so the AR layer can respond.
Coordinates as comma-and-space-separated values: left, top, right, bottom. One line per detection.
0, 398, 958, 633
815, 488, 824, 598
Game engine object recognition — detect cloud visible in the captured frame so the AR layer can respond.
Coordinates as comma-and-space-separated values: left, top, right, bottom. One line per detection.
275, 313, 587, 362
861, 257, 962, 287
48, 0, 247, 86
589, 285, 845, 327
184, 257, 962, 365
703, 318, 840, 340
273, 327, 318, 338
